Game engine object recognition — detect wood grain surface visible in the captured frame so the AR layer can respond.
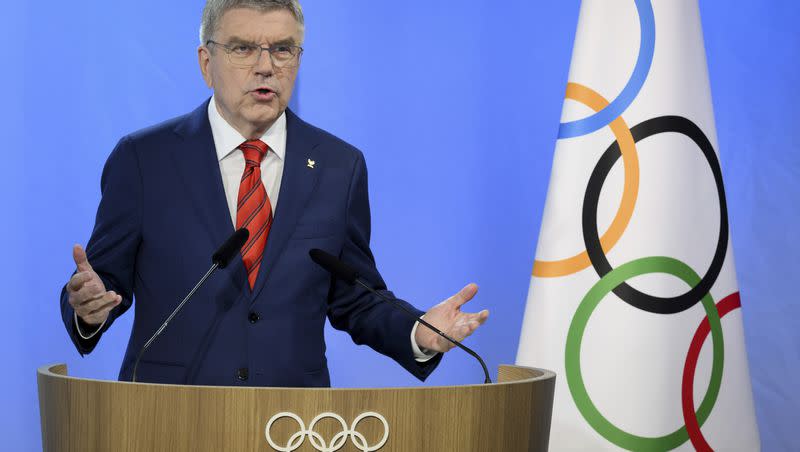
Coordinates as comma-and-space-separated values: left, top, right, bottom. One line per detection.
38, 364, 555, 451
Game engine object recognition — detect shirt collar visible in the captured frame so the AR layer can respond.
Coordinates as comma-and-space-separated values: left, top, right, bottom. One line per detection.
208, 95, 287, 162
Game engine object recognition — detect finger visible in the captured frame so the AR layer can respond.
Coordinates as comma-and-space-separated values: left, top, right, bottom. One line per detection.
74, 281, 106, 304
458, 319, 482, 339
78, 291, 118, 315
88, 295, 122, 316
472, 309, 489, 324
67, 271, 93, 292
449, 313, 487, 340
448, 283, 479, 309
84, 297, 121, 325
73, 244, 93, 273
68, 280, 104, 309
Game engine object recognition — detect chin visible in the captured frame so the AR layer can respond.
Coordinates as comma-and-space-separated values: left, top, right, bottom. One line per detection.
243, 110, 279, 128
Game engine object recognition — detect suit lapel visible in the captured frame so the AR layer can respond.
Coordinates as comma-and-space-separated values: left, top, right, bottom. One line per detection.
250, 109, 321, 302
171, 99, 247, 287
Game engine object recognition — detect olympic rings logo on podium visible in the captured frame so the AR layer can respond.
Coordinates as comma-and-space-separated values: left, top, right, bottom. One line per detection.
264, 411, 390, 452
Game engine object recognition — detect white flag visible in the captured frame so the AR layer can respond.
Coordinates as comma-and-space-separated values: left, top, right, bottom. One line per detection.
516, 0, 760, 450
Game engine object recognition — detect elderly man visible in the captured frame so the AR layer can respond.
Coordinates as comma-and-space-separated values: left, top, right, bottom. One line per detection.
61, 0, 488, 387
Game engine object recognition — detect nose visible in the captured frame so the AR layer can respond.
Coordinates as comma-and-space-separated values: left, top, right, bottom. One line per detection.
253, 48, 275, 77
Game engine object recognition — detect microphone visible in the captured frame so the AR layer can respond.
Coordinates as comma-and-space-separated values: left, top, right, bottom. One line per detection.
309, 249, 492, 384
131, 228, 249, 382
309, 248, 359, 284
213, 228, 250, 268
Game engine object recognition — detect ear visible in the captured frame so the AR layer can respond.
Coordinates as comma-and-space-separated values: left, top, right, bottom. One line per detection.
198, 45, 213, 88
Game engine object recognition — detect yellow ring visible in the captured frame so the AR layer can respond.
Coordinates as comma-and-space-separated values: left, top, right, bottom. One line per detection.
533, 83, 639, 277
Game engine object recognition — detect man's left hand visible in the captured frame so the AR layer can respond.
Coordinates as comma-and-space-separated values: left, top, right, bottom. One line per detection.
415, 283, 489, 353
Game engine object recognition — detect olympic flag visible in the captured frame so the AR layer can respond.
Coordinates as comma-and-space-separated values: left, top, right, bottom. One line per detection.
516, 0, 760, 450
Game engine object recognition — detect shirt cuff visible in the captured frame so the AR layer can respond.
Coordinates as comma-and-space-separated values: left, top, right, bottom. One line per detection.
74, 312, 106, 340
411, 317, 438, 363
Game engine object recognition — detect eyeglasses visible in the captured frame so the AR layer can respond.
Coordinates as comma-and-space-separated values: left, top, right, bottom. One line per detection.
206, 40, 303, 68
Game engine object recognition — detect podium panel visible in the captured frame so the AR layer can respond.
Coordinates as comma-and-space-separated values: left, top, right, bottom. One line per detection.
38, 364, 554, 451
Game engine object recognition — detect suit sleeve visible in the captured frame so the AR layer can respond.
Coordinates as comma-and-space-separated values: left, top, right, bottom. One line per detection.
60, 136, 142, 355
326, 151, 442, 381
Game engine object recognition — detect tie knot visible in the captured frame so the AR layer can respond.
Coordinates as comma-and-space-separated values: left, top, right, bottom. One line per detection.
239, 140, 269, 167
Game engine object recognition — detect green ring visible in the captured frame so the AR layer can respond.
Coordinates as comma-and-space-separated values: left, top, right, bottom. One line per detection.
564, 256, 724, 451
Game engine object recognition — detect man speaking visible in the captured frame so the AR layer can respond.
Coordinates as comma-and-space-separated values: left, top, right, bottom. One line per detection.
60, 0, 488, 386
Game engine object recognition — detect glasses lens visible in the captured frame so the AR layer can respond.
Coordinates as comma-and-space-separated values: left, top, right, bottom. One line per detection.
271, 47, 301, 68
223, 44, 301, 68
228, 45, 259, 67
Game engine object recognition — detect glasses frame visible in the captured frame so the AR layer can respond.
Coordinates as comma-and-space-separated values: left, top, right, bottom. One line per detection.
206, 40, 304, 69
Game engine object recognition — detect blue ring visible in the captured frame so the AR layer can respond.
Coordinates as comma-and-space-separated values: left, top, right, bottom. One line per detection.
558, 0, 655, 139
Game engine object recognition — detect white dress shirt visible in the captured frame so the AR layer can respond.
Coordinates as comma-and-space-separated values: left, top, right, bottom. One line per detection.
77, 96, 435, 362
209, 98, 285, 225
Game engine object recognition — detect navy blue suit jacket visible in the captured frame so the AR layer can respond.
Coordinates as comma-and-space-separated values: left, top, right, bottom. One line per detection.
60, 99, 442, 386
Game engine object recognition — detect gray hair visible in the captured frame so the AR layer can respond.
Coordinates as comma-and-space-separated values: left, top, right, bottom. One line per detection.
200, 0, 305, 45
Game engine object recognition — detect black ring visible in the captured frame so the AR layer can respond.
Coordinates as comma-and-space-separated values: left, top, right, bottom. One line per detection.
582, 116, 728, 314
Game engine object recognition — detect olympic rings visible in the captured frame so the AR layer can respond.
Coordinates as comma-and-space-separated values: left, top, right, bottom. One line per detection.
682, 292, 742, 452
265, 411, 389, 452
533, 82, 640, 277
532, 1, 743, 448
582, 116, 729, 314
564, 256, 724, 450
558, 0, 655, 138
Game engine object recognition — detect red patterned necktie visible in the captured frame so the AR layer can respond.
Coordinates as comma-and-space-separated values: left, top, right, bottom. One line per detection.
236, 140, 273, 289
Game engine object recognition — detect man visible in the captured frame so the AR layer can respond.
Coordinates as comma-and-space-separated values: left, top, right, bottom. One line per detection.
61, 0, 489, 387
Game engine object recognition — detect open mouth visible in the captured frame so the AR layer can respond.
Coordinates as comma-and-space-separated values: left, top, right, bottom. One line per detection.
251, 88, 277, 101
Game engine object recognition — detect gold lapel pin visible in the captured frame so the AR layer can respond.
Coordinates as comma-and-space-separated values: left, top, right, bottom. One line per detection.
307, 159, 316, 169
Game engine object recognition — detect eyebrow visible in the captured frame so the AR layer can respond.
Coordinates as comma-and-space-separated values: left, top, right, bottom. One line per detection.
271, 38, 298, 46
225, 36, 298, 46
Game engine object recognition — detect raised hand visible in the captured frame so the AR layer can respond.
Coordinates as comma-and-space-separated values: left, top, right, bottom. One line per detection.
414, 283, 489, 353
66, 245, 122, 326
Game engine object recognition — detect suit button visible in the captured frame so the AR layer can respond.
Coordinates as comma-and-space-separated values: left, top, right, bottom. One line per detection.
248, 312, 260, 324
236, 368, 249, 381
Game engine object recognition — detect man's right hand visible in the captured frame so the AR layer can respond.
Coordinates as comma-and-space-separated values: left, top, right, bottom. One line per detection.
67, 245, 122, 326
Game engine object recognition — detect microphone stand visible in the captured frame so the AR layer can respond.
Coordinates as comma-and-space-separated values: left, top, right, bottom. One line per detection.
131, 263, 219, 383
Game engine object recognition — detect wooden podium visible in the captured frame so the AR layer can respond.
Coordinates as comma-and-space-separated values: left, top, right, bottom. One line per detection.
38, 363, 555, 451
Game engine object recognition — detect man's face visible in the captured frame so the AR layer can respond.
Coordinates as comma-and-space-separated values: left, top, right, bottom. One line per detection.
199, 8, 302, 138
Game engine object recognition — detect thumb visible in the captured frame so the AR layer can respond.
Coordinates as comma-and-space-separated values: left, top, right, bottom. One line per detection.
73, 244, 93, 273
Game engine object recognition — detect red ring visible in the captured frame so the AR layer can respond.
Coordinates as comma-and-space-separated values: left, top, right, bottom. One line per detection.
681, 292, 742, 451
